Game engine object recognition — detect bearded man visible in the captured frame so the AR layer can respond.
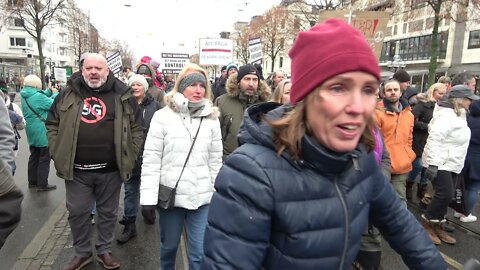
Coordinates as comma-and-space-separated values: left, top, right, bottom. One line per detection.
375, 79, 415, 207
46, 53, 143, 270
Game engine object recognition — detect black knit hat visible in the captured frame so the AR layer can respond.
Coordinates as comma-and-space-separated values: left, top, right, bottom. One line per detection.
393, 69, 410, 83
237, 64, 259, 83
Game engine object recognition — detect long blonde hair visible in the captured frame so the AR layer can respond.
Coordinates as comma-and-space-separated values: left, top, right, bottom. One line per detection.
270, 79, 291, 103
166, 63, 213, 101
267, 92, 375, 160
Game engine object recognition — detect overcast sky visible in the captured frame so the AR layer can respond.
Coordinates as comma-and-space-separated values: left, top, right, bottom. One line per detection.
75, 0, 281, 59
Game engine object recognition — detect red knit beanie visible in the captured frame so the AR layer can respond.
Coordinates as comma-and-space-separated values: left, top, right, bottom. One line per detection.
289, 18, 381, 105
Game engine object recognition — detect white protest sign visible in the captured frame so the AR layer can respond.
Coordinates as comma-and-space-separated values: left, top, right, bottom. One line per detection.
199, 38, 233, 66
249, 38, 263, 65
160, 53, 190, 74
53, 67, 67, 84
106, 51, 123, 74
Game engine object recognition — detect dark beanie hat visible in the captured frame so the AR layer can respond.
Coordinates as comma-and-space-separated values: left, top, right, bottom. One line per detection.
393, 69, 410, 83
237, 64, 259, 83
221, 66, 227, 72
403, 87, 418, 100
289, 19, 380, 105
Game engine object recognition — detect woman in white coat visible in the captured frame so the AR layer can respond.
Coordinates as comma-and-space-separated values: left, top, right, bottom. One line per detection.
421, 85, 479, 245
140, 63, 222, 270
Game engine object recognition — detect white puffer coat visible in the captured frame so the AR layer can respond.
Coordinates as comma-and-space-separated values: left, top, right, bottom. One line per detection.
140, 93, 223, 209
422, 104, 470, 174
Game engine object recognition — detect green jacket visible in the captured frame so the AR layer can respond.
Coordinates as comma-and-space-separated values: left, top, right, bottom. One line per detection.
20, 86, 58, 147
214, 73, 271, 160
46, 72, 144, 181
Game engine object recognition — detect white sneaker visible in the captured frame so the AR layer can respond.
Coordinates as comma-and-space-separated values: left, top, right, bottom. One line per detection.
453, 211, 464, 218
460, 214, 477, 223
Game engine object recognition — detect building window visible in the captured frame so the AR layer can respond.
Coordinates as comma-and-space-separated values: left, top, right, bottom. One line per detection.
380, 32, 448, 62
279, 57, 283, 68
9, 17, 24, 27
468, 30, 480, 49
10, 37, 26, 47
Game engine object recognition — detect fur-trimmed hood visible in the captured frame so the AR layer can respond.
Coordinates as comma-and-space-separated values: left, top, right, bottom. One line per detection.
225, 73, 271, 101
165, 92, 219, 120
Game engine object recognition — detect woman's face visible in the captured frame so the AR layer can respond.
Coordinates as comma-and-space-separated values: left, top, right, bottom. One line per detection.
433, 88, 446, 101
281, 83, 291, 104
306, 71, 379, 153
131, 82, 146, 101
182, 73, 206, 102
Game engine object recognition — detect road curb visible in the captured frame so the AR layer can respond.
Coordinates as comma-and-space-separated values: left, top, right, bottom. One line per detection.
12, 200, 68, 270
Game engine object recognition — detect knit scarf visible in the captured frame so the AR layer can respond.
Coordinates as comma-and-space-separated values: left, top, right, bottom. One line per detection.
188, 98, 206, 117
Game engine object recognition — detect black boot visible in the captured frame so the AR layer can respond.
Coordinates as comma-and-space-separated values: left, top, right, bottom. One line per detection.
406, 181, 414, 201
417, 183, 428, 199
117, 222, 137, 244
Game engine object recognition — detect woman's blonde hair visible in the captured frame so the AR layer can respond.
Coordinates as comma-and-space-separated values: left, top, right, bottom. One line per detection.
270, 79, 291, 103
450, 97, 467, 116
426, 83, 446, 102
267, 91, 375, 160
166, 63, 213, 101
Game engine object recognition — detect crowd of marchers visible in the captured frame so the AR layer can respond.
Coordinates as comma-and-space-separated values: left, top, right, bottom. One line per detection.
2, 18, 480, 270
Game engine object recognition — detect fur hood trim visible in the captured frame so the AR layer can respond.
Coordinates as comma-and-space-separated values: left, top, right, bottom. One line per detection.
165, 93, 219, 120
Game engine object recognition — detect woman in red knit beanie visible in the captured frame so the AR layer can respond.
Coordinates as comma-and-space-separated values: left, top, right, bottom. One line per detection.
201, 18, 446, 270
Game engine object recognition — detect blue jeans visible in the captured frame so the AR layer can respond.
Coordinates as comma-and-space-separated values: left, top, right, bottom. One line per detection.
158, 205, 209, 270
123, 172, 140, 221
466, 181, 480, 215
407, 157, 427, 184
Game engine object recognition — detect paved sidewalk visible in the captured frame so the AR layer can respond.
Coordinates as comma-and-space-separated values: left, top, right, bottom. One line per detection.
12, 200, 188, 270
12, 202, 69, 270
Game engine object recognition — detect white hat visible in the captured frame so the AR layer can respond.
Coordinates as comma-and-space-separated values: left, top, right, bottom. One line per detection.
128, 74, 148, 91
24, 75, 42, 89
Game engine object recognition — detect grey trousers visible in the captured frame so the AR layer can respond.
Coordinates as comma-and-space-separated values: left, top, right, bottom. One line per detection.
65, 170, 123, 257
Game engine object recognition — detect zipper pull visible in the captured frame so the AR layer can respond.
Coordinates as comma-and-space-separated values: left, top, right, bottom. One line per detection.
352, 154, 360, 170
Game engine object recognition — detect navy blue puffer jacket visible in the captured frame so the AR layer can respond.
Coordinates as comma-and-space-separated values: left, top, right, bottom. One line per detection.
202, 103, 446, 270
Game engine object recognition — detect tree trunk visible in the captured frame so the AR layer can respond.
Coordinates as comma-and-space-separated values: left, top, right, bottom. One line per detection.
36, 31, 46, 89
428, 1, 442, 86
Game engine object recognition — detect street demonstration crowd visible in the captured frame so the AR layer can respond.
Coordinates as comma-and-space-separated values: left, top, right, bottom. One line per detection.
1, 19, 480, 270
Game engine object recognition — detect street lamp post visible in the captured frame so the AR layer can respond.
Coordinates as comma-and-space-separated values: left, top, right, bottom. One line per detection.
386, 54, 406, 73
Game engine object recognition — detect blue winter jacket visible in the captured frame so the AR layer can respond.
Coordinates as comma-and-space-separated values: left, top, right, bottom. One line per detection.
202, 103, 446, 270
463, 100, 480, 182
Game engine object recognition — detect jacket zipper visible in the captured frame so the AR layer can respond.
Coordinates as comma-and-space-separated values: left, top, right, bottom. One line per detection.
334, 175, 349, 270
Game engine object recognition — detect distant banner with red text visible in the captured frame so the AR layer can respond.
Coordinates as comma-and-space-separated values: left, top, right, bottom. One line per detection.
319, 11, 390, 60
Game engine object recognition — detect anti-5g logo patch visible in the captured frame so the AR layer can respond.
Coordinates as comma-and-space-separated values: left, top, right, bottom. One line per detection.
81, 97, 106, 124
